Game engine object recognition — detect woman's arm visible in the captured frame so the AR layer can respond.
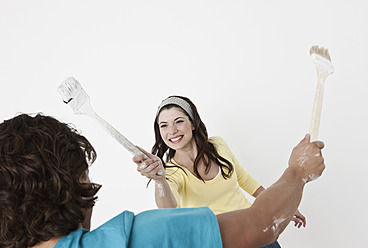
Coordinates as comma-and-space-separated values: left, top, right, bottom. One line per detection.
132, 147, 177, 208
153, 177, 177, 208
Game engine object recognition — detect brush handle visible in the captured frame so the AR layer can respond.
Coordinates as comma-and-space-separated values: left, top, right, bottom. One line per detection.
89, 111, 148, 158
88, 110, 163, 175
309, 69, 326, 142
89, 111, 164, 175
75, 99, 148, 158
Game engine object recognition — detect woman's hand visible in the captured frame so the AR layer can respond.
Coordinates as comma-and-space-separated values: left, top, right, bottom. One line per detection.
292, 209, 306, 228
132, 146, 177, 208
132, 146, 165, 180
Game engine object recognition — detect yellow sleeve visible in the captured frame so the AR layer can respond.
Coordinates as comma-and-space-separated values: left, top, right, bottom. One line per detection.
235, 162, 262, 196
164, 163, 185, 207
210, 136, 262, 196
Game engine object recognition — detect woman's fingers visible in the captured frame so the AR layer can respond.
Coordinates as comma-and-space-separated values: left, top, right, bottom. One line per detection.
132, 154, 146, 164
137, 157, 164, 179
132, 146, 164, 179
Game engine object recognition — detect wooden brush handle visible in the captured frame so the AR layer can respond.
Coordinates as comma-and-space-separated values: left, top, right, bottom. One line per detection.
309, 73, 325, 142
89, 111, 148, 158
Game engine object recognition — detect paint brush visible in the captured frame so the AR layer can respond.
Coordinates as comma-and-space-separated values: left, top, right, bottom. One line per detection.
57, 77, 147, 158
309, 45, 334, 141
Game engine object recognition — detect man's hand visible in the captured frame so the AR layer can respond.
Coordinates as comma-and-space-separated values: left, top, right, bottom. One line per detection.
288, 134, 325, 183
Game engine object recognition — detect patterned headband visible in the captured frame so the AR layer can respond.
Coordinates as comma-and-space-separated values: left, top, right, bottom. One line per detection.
156, 96, 194, 121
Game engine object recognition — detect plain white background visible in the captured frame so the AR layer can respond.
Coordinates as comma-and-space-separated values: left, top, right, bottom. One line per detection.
1, 0, 367, 247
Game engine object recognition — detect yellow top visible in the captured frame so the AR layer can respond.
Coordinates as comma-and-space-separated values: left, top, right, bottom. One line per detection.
165, 136, 261, 215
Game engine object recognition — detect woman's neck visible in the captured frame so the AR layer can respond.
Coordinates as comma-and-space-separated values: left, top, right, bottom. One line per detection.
173, 145, 220, 181
173, 140, 198, 168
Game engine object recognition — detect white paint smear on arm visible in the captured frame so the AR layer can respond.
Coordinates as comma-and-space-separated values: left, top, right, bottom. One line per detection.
156, 182, 165, 197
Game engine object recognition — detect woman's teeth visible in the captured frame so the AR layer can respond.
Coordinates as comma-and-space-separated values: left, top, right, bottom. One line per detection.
170, 136, 182, 142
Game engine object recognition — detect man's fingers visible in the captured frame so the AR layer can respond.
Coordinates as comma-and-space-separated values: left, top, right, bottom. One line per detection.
297, 133, 311, 146
312, 140, 325, 149
302, 133, 310, 143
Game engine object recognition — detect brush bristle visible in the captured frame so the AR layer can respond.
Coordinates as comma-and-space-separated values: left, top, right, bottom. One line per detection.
57, 77, 82, 103
310, 45, 331, 61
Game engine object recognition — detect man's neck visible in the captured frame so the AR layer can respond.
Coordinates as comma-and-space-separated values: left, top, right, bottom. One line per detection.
32, 237, 62, 248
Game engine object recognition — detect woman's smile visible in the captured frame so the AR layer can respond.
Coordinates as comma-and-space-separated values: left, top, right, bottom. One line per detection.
169, 135, 184, 144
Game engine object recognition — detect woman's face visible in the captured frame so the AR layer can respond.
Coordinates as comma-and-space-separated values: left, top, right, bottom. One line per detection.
158, 107, 195, 151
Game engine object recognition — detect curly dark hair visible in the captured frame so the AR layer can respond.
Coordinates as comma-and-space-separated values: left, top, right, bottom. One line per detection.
0, 113, 101, 248
152, 96, 234, 181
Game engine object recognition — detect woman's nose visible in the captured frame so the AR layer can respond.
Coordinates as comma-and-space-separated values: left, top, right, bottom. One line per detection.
169, 125, 177, 134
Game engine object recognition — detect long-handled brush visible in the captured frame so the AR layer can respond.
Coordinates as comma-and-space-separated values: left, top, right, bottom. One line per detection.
57, 77, 161, 174
309, 46, 334, 141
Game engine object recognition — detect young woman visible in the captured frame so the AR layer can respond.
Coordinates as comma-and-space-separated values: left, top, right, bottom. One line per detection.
134, 96, 306, 248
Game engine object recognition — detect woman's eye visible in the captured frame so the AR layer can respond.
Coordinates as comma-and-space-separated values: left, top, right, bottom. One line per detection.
176, 120, 184, 124
160, 124, 167, 128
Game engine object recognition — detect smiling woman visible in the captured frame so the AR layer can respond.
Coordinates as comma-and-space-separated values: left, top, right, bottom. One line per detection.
157, 107, 195, 151
153, 96, 235, 183
133, 95, 306, 248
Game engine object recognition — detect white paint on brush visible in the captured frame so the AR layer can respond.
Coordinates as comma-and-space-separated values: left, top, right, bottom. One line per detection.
58, 77, 148, 158
309, 46, 334, 142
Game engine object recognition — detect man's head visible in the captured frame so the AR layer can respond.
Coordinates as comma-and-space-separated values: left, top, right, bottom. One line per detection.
0, 113, 101, 247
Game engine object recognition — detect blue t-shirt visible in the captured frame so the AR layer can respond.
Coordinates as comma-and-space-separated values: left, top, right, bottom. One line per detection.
54, 207, 222, 248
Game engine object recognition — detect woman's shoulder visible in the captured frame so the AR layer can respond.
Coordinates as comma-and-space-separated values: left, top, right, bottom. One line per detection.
165, 159, 181, 168
165, 160, 186, 173
208, 136, 229, 148
164, 160, 188, 181
208, 136, 235, 159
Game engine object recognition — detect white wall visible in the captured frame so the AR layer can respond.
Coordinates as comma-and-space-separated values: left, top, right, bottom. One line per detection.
1, 0, 367, 247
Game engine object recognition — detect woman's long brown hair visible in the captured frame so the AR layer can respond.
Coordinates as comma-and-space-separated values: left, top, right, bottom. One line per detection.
152, 96, 234, 181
